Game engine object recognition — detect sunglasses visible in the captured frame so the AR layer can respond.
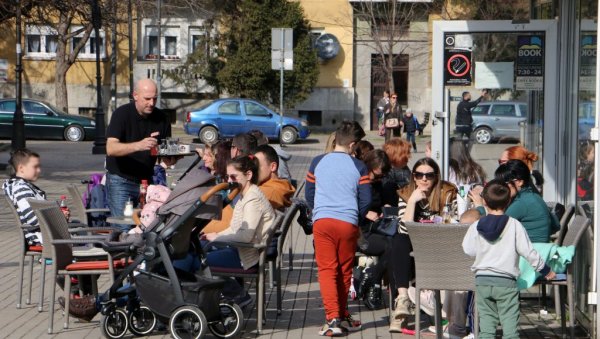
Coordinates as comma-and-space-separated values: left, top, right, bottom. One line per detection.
227, 174, 239, 182
413, 171, 436, 180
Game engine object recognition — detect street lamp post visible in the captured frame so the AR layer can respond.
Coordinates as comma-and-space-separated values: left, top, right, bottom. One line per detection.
91, 0, 106, 154
11, 0, 25, 150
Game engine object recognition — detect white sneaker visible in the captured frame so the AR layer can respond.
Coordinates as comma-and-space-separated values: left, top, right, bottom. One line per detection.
408, 287, 446, 317
462, 333, 475, 339
388, 316, 406, 333
393, 293, 414, 317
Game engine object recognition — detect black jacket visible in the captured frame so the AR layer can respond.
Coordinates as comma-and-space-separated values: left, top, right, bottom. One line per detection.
456, 96, 483, 126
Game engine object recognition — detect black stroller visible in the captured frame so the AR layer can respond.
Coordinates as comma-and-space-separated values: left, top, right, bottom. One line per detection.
99, 167, 243, 339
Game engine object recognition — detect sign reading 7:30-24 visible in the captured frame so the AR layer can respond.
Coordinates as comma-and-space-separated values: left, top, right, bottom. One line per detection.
515, 35, 544, 90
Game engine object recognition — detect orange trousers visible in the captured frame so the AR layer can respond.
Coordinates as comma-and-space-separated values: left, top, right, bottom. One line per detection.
313, 218, 359, 321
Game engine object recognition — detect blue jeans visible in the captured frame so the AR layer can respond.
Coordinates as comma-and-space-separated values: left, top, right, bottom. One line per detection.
106, 173, 140, 232
205, 247, 245, 297
406, 132, 416, 150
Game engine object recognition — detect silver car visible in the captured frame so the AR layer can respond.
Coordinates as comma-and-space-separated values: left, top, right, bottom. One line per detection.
471, 101, 528, 144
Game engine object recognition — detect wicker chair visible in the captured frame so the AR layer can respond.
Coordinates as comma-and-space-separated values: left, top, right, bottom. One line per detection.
209, 212, 284, 334
66, 184, 110, 226
3, 194, 43, 310
536, 215, 591, 339
32, 204, 123, 334
266, 201, 301, 313
405, 222, 477, 339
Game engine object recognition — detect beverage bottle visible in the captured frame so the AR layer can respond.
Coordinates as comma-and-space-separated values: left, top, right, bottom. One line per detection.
139, 180, 148, 208
442, 204, 452, 224
124, 199, 134, 217
59, 195, 69, 213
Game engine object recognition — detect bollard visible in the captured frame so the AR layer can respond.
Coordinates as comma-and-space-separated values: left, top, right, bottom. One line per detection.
519, 121, 527, 145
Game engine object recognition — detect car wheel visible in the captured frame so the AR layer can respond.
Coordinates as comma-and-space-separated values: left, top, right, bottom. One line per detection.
280, 126, 298, 144
199, 126, 218, 144
474, 127, 492, 144
64, 125, 85, 142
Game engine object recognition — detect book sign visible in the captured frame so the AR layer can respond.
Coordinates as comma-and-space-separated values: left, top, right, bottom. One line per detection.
515, 35, 544, 90
579, 34, 596, 91
444, 35, 472, 86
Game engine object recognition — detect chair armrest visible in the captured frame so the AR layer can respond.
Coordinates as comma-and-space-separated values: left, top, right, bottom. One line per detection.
209, 240, 266, 250
51, 238, 109, 246
85, 208, 111, 213
68, 227, 119, 234
68, 222, 89, 228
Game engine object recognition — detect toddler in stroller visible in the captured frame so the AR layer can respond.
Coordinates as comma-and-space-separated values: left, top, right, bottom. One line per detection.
98, 167, 244, 339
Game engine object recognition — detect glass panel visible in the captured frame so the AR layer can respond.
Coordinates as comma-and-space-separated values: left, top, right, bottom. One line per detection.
0, 100, 16, 112
191, 35, 203, 53
45, 35, 58, 53
27, 35, 41, 53
472, 105, 489, 115
148, 36, 158, 56
165, 36, 177, 56
72, 37, 82, 52
490, 104, 516, 117
24, 101, 47, 114
218, 102, 240, 115
90, 37, 104, 55
245, 102, 270, 116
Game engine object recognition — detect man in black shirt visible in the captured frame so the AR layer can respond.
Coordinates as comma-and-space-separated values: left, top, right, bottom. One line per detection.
105, 79, 171, 230
455, 89, 487, 147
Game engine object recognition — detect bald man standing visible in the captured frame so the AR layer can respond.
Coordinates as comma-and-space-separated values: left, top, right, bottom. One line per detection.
105, 79, 171, 231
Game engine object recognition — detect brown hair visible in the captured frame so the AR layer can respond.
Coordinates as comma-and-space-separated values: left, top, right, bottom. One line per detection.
362, 149, 391, 175
324, 131, 336, 153
9, 148, 39, 176
399, 158, 456, 213
335, 120, 365, 147
482, 179, 511, 210
227, 155, 260, 185
352, 140, 374, 161
504, 146, 538, 171
383, 138, 411, 168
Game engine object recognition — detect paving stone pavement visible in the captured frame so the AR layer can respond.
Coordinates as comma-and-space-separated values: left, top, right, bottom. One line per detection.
0, 131, 585, 338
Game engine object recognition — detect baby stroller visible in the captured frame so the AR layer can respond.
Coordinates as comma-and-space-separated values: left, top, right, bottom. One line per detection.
99, 167, 243, 339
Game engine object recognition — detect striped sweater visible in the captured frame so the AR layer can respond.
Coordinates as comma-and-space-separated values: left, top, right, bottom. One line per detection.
3, 177, 46, 227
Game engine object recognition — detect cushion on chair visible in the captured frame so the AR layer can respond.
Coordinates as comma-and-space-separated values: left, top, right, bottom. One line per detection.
28, 245, 43, 252
73, 246, 107, 257
65, 259, 126, 271
210, 266, 258, 274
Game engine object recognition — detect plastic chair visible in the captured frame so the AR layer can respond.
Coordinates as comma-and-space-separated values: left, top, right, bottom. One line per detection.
32, 204, 122, 334
66, 184, 110, 226
209, 212, 284, 334
405, 222, 477, 339
536, 215, 591, 339
3, 194, 43, 310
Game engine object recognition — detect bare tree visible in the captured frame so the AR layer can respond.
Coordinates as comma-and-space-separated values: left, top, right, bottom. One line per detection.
350, 1, 436, 93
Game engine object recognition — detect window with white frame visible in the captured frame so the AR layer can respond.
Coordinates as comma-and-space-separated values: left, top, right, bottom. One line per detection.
71, 26, 106, 59
25, 25, 58, 57
145, 26, 180, 59
189, 27, 206, 55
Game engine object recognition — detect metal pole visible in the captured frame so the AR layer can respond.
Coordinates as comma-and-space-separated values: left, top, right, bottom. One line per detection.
279, 29, 284, 147
11, 0, 25, 150
593, 3, 600, 337
92, 0, 106, 154
156, 0, 161, 107
110, 0, 117, 112
128, 0, 133, 101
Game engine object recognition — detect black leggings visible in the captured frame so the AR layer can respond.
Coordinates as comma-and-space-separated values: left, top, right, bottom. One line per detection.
361, 233, 391, 283
389, 232, 413, 290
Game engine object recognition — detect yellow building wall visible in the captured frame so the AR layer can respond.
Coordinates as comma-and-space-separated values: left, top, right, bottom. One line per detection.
296, 0, 354, 88
0, 16, 133, 93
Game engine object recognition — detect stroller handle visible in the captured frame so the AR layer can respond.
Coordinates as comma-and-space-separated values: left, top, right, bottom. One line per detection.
200, 182, 239, 203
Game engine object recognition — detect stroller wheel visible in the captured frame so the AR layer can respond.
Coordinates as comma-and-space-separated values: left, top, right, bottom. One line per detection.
209, 303, 243, 338
169, 305, 207, 339
128, 305, 157, 336
100, 308, 128, 339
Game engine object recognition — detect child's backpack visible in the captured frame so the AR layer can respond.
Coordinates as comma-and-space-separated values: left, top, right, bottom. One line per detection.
84, 173, 109, 226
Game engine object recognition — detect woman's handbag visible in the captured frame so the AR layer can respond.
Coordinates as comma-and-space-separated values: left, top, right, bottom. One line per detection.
374, 206, 400, 236
385, 118, 399, 129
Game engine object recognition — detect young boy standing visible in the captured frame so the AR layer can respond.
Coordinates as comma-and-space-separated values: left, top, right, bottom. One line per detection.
306, 121, 371, 336
462, 180, 555, 339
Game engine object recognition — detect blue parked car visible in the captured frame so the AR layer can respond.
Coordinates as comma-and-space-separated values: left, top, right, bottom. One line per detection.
184, 98, 310, 144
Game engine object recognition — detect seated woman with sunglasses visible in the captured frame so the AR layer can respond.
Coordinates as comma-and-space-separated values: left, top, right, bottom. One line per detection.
389, 158, 457, 332
471, 159, 558, 243
202, 155, 277, 305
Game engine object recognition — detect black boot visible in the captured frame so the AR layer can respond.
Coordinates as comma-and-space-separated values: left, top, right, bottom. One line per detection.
364, 283, 383, 310
357, 267, 374, 299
